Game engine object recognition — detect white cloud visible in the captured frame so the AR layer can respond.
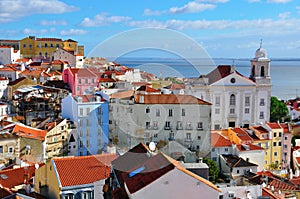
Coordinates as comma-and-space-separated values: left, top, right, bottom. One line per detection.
278, 12, 291, 19
22, 28, 49, 35
0, 0, 78, 23
169, 2, 215, 14
39, 20, 67, 26
144, 0, 227, 16
80, 13, 131, 27
267, 0, 291, 3
60, 29, 88, 36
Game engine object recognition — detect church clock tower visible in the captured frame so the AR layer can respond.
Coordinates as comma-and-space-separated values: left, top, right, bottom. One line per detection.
250, 40, 271, 85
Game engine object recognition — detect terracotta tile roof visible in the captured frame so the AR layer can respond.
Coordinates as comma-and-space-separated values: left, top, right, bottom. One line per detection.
69, 68, 97, 78
269, 178, 299, 191
52, 60, 63, 65
290, 176, 300, 186
19, 68, 45, 77
136, 85, 160, 92
53, 154, 117, 187
0, 164, 44, 188
232, 128, 253, 142
99, 77, 116, 82
15, 58, 30, 63
280, 123, 290, 134
251, 125, 270, 134
0, 46, 12, 48
135, 94, 211, 105
257, 170, 275, 177
110, 90, 134, 99
266, 122, 282, 129
36, 38, 62, 42
211, 132, 232, 147
236, 144, 264, 151
12, 124, 47, 141
164, 83, 185, 90
7, 77, 26, 85
131, 82, 150, 87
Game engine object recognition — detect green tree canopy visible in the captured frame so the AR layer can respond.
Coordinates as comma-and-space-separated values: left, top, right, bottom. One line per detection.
270, 96, 290, 122
203, 158, 219, 182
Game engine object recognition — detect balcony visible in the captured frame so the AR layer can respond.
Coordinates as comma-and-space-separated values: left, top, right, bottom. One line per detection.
197, 127, 203, 131
164, 126, 172, 130
176, 126, 183, 130
186, 126, 193, 130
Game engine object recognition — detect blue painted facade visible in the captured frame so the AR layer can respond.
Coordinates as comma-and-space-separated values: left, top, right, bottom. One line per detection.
62, 94, 109, 156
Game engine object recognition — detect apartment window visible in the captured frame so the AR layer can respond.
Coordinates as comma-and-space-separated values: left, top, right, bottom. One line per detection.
146, 122, 150, 128
229, 94, 236, 106
153, 121, 158, 129
186, 133, 191, 140
8, 146, 13, 154
198, 136, 201, 140
98, 118, 102, 125
154, 133, 158, 138
86, 128, 90, 137
80, 130, 83, 137
146, 107, 150, 113
245, 108, 250, 114
165, 121, 170, 128
278, 142, 281, 146
50, 43, 53, 48
259, 112, 264, 119
265, 151, 268, 155
273, 142, 276, 147
236, 170, 239, 174
29, 44, 32, 49
156, 109, 160, 117
62, 193, 74, 199
285, 136, 288, 140
177, 121, 182, 129
86, 119, 90, 126
79, 119, 83, 127
274, 152, 277, 156
260, 98, 265, 106
197, 122, 203, 130
98, 128, 102, 136
86, 140, 90, 147
56, 44, 60, 48
230, 108, 235, 114
169, 132, 174, 140
23, 44, 26, 48
169, 109, 173, 117
284, 144, 287, 149
225, 148, 228, 152
186, 122, 192, 130
78, 78, 82, 84
245, 96, 250, 106
215, 108, 220, 114
79, 108, 83, 116
214, 124, 220, 130
279, 132, 282, 137
86, 107, 90, 115
274, 132, 277, 137
181, 108, 185, 116
85, 78, 88, 84
215, 96, 220, 106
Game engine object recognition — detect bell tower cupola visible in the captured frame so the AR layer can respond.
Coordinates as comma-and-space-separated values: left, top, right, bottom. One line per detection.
250, 40, 271, 85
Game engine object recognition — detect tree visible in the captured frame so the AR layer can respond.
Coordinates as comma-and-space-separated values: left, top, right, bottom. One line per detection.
270, 96, 290, 122
203, 158, 219, 182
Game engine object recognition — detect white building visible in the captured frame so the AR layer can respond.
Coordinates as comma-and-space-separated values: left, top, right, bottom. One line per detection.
185, 43, 271, 129
53, 48, 84, 68
109, 91, 212, 157
0, 46, 20, 65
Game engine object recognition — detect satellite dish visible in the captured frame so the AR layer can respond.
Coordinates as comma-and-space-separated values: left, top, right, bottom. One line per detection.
149, 142, 156, 152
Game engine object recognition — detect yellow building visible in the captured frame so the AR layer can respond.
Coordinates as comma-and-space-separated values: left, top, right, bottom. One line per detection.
20, 36, 80, 59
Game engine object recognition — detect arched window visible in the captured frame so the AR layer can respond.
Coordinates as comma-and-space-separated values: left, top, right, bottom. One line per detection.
230, 94, 236, 106
252, 65, 255, 77
261, 66, 265, 77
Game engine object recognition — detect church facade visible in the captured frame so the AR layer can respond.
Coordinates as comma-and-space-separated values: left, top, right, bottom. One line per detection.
184, 43, 271, 130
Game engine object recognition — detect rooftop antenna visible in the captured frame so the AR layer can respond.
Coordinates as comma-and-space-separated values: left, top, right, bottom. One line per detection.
260, 39, 263, 48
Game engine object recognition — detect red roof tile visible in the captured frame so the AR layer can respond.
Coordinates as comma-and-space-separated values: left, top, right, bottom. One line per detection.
267, 122, 282, 129
136, 85, 160, 93
211, 132, 232, 147
236, 144, 264, 151
12, 124, 47, 141
36, 38, 62, 42
53, 154, 117, 187
99, 77, 116, 83
232, 128, 253, 142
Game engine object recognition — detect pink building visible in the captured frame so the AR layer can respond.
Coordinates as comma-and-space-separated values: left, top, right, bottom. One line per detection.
62, 67, 98, 95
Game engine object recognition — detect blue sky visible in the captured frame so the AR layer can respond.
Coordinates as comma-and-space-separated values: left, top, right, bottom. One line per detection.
1, 0, 300, 58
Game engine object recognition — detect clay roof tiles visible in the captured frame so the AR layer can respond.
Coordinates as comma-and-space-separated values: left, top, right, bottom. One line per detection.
53, 154, 117, 187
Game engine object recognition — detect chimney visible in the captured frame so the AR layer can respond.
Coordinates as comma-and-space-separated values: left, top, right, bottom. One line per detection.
230, 65, 236, 73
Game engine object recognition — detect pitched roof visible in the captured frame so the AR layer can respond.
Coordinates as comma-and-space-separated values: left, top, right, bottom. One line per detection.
0, 164, 44, 188
266, 122, 282, 129
53, 154, 117, 187
36, 38, 62, 42
164, 83, 185, 90
211, 132, 232, 147
236, 144, 264, 151
222, 154, 258, 168
12, 124, 47, 141
110, 90, 134, 99
135, 94, 211, 105
69, 68, 97, 77
136, 85, 160, 93
232, 128, 253, 142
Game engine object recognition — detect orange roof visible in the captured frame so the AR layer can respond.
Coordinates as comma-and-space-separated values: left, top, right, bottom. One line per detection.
136, 85, 160, 93
211, 132, 232, 147
69, 68, 97, 77
52, 60, 63, 65
236, 144, 264, 151
19, 68, 44, 77
53, 154, 117, 187
135, 94, 211, 105
0, 164, 44, 188
232, 128, 253, 142
12, 124, 47, 141
36, 38, 62, 42
280, 123, 290, 134
15, 58, 30, 63
110, 90, 134, 99
266, 122, 282, 129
